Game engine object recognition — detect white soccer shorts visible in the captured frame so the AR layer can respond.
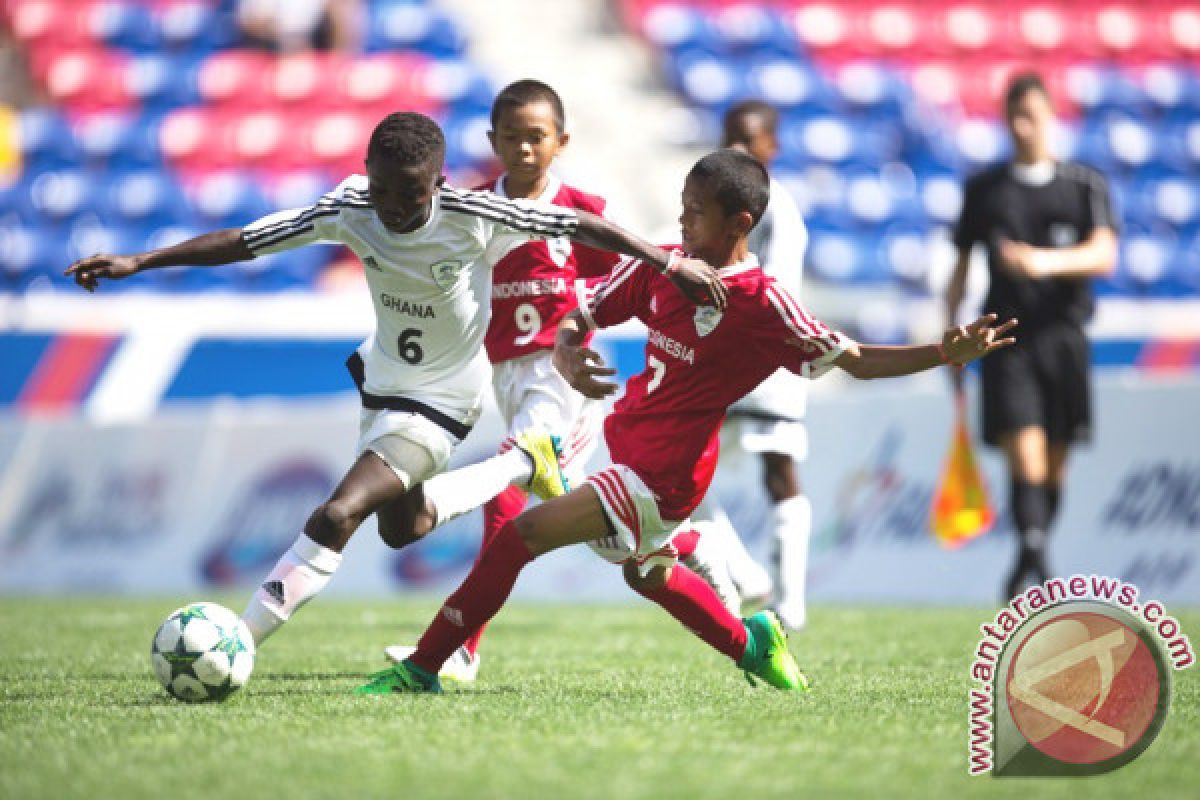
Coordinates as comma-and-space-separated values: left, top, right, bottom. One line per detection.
585, 464, 689, 576
358, 408, 458, 489
492, 351, 601, 485
726, 369, 808, 461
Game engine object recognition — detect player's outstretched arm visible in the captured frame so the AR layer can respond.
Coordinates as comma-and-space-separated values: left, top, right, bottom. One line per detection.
571, 211, 728, 310
65, 228, 254, 292
832, 314, 1017, 380
552, 310, 619, 400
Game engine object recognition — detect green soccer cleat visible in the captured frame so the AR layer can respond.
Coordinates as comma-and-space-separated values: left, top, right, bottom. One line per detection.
739, 610, 811, 692
354, 660, 443, 695
515, 431, 569, 501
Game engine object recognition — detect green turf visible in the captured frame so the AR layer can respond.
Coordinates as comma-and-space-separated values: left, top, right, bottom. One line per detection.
0, 598, 1195, 799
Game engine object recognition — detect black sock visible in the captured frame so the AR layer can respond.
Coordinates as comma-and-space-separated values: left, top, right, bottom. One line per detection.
1045, 485, 1061, 529
1006, 480, 1051, 595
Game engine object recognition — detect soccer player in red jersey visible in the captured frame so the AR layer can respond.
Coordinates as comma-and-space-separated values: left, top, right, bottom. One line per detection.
358, 149, 1017, 694
382, 80, 621, 680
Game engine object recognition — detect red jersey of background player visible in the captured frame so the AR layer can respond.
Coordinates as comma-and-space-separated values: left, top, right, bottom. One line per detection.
481, 174, 620, 363
578, 249, 851, 520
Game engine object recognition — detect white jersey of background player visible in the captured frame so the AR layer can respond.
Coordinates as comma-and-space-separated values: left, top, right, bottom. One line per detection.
690, 101, 813, 631
66, 112, 729, 649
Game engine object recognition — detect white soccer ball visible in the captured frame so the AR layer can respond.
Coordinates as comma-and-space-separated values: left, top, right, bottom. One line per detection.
151, 602, 255, 702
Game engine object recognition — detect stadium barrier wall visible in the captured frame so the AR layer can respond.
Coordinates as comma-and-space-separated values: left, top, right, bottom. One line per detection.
0, 376, 1196, 604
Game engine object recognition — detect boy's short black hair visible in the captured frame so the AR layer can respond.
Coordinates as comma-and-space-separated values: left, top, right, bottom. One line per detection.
490, 79, 566, 132
688, 148, 770, 225
367, 111, 446, 167
722, 99, 779, 146
1004, 72, 1051, 118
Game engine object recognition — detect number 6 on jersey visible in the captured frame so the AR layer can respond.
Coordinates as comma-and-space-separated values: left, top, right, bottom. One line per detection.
397, 328, 424, 364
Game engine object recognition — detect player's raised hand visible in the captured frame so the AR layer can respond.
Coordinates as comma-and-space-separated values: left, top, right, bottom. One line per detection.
65, 254, 141, 292
942, 314, 1018, 365
667, 256, 729, 310
553, 344, 618, 400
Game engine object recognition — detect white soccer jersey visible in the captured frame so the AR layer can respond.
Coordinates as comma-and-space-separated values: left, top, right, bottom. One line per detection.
241, 175, 580, 427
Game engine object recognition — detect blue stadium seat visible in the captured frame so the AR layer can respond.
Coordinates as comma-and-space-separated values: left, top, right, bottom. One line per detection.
156, 2, 236, 55
369, 2, 467, 57
743, 56, 833, 113
18, 108, 80, 169
443, 111, 494, 172
710, 5, 796, 57
0, 223, 66, 288
187, 172, 271, 227
102, 169, 190, 228
670, 50, 744, 110
90, 1, 161, 53
19, 168, 96, 224
126, 53, 202, 111
640, 4, 716, 54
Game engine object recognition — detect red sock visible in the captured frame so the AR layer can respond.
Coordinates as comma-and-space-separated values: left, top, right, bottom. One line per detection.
461, 485, 528, 656
671, 529, 700, 560
410, 520, 534, 673
634, 564, 748, 663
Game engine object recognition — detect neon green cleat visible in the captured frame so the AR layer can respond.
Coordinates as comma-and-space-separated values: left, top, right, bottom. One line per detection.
739, 610, 811, 692
354, 660, 443, 695
515, 431, 569, 501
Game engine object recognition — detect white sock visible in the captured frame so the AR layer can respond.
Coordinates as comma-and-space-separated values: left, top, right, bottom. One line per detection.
708, 505, 773, 600
772, 495, 812, 629
684, 524, 743, 617
241, 533, 342, 646
421, 445, 532, 527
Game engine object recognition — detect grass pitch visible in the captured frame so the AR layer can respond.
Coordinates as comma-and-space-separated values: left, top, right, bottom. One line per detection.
1, 598, 1195, 800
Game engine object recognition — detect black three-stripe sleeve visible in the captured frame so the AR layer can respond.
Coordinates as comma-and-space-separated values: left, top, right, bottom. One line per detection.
439, 186, 579, 237
241, 185, 371, 255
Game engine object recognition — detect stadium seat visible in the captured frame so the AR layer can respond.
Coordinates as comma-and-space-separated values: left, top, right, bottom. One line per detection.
267, 53, 342, 110
40, 47, 135, 112
711, 4, 796, 57
744, 56, 832, 112
0, 223, 65, 288
101, 168, 189, 227
89, 1, 160, 53
19, 168, 96, 223
7, 0, 94, 50
193, 50, 272, 109
368, 2, 467, 57
17, 107, 80, 169
336, 53, 435, 112
183, 170, 271, 228
639, 3, 715, 53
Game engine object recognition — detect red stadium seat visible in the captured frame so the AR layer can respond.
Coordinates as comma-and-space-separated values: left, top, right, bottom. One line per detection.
268, 53, 343, 110
860, 5, 925, 58
336, 54, 437, 113
195, 50, 272, 109
789, 4, 854, 59
302, 110, 375, 177
1092, 5, 1147, 59
228, 110, 289, 167
40, 47, 134, 113
159, 108, 235, 170
1014, 4, 1098, 59
7, 0, 94, 49
1164, 6, 1200, 59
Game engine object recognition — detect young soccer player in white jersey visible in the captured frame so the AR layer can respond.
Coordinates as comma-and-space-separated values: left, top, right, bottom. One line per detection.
64, 111, 730, 651
382, 80, 622, 680
358, 149, 1017, 695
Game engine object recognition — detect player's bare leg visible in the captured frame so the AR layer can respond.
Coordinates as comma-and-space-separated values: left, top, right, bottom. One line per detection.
762, 452, 812, 631
241, 451, 409, 645
1001, 425, 1052, 599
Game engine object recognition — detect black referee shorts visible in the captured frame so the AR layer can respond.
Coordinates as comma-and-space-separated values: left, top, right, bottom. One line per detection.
980, 322, 1092, 447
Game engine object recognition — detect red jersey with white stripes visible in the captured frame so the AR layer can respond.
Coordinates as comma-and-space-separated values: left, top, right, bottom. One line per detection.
579, 249, 852, 520
482, 174, 620, 364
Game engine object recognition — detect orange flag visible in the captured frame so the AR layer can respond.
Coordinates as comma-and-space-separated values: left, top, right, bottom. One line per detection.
931, 391, 995, 548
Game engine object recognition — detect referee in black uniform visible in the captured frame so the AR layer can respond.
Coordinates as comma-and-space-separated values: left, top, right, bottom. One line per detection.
945, 73, 1119, 600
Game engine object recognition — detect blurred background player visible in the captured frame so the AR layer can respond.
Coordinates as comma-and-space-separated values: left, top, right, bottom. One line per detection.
383, 79, 621, 680
684, 100, 812, 630
359, 148, 1017, 696
65, 110, 728, 650
237, 0, 365, 54
946, 73, 1118, 600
